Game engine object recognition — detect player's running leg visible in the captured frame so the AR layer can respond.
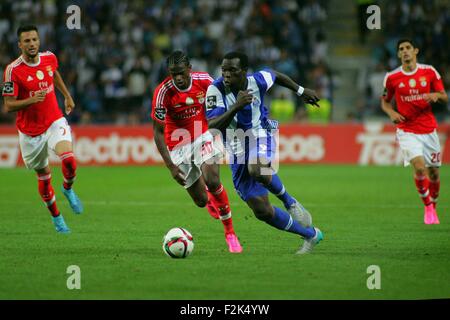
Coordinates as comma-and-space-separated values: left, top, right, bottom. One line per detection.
428, 167, 440, 224
248, 163, 312, 227
55, 140, 83, 214
246, 195, 322, 253
186, 174, 242, 253
411, 156, 436, 224
202, 162, 242, 253
36, 166, 70, 233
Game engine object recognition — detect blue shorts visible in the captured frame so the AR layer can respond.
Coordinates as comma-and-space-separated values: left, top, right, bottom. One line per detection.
229, 134, 276, 201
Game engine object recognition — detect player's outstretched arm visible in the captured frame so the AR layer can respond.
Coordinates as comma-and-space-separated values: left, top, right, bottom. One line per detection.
3, 92, 46, 112
273, 70, 320, 107
54, 70, 75, 115
381, 98, 405, 124
153, 120, 186, 186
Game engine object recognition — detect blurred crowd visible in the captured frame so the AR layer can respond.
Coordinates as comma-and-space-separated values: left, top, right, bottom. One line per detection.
362, 0, 450, 121
0, 0, 331, 125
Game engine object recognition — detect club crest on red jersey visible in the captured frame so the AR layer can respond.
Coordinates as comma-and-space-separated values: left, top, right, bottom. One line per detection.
46, 65, 53, 77
419, 77, 427, 87
196, 91, 205, 104
186, 97, 194, 105
36, 70, 45, 80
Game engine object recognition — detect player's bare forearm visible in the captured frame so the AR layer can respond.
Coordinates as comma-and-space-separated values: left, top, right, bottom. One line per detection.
381, 99, 405, 123
273, 70, 300, 92
208, 106, 240, 131
3, 94, 44, 112
54, 71, 71, 99
153, 121, 176, 169
55, 70, 75, 115
273, 70, 320, 107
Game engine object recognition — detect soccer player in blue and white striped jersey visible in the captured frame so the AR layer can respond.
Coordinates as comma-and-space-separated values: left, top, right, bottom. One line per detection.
206, 52, 323, 254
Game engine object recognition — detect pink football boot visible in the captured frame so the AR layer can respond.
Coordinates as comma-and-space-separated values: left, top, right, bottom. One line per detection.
225, 233, 243, 253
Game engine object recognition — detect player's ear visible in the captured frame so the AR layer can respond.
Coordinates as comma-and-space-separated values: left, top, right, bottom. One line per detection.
414, 47, 419, 56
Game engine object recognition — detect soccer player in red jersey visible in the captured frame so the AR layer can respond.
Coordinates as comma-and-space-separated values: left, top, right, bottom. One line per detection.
151, 51, 242, 253
381, 39, 448, 224
2, 25, 83, 233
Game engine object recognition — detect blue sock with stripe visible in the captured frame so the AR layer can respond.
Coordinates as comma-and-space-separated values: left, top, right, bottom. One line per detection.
266, 207, 315, 238
266, 174, 296, 209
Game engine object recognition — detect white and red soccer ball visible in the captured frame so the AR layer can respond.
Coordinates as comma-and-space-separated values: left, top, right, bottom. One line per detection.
162, 227, 194, 258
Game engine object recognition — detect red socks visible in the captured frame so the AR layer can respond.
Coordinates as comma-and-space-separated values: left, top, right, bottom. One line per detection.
414, 174, 432, 206
207, 184, 235, 234
37, 173, 60, 217
60, 152, 77, 190
429, 179, 440, 208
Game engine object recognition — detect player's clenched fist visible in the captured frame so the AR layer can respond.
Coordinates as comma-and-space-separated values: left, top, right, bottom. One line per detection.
235, 89, 253, 109
302, 88, 320, 108
31, 90, 46, 103
388, 110, 406, 124
64, 96, 75, 115
169, 164, 187, 186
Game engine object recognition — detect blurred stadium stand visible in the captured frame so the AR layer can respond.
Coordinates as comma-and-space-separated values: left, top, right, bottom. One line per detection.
0, 0, 332, 125
0, 0, 448, 125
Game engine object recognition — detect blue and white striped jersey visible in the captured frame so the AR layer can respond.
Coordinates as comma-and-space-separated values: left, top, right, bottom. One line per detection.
205, 68, 277, 131
205, 69, 279, 155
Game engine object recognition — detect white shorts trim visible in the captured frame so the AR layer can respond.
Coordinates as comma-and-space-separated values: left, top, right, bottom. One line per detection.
19, 117, 72, 170
396, 129, 442, 167
169, 131, 222, 189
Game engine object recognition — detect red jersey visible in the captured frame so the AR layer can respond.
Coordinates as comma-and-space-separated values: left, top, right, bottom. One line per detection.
151, 72, 213, 150
2, 51, 63, 136
382, 63, 445, 134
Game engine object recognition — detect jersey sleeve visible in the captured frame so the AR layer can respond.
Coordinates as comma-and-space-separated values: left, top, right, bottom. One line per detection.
253, 68, 277, 93
430, 66, 445, 92
205, 84, 226, 119
201, 73, 214, 90
2, 64, 19, 97
151, 86, 167, 124
382, 73, 395, 102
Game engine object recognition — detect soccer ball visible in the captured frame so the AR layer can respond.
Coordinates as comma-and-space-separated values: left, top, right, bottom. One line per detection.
162, 227, 194, 258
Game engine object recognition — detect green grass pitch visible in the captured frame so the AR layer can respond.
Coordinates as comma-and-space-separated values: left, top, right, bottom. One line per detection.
0, 165, 449, 299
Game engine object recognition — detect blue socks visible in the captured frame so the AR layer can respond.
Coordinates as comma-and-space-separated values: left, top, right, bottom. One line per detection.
266, 206, 315, 238
265, 174, 296, 209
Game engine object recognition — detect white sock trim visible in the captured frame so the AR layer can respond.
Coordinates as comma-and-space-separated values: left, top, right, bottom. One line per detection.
38, 174, 51, 181
45, 195, 56, 207
219, 212, 232, 220
419, 190, 430, 198
276, 186, 286, 197
59, 152, 74, 161
284, 215, 293, 230
63, 177, 76, 183
210, 184, 224, 195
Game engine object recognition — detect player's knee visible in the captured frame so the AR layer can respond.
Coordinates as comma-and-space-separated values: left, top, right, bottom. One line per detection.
415, 167, 427, 176
251, 203, 273, 221
194, 196, 208, 208
428, 169, 439, 181
253, 209, 272, 222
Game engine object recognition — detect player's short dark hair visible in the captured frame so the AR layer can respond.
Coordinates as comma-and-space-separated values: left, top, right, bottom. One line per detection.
166, 50, 190, 67
223, 52, 249, 70
17, 25, 39, 39
397, 38, 416, 50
